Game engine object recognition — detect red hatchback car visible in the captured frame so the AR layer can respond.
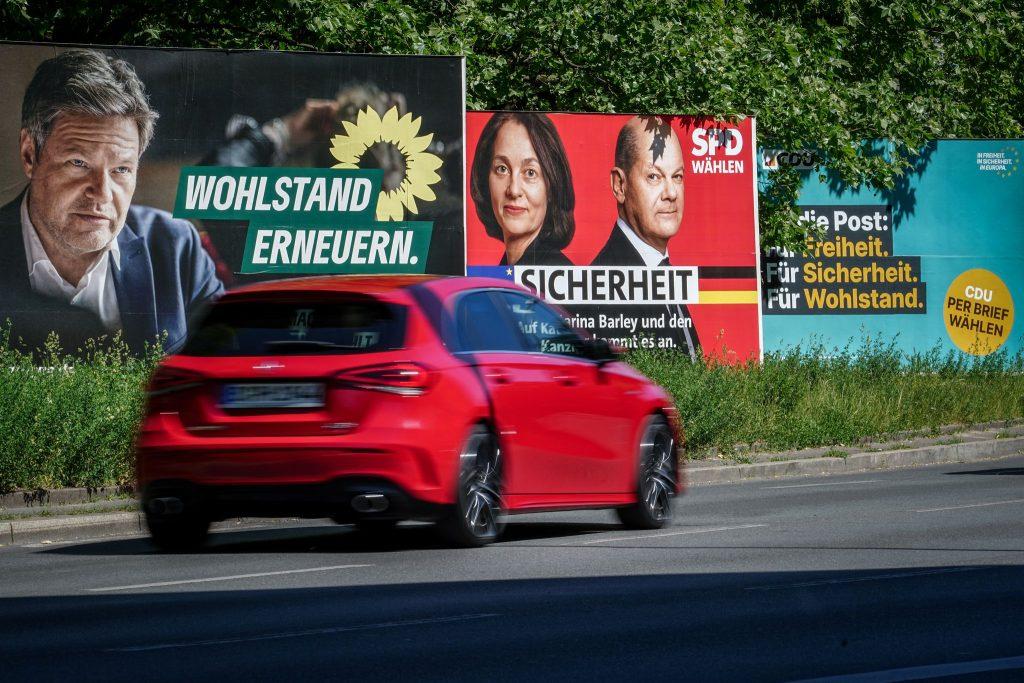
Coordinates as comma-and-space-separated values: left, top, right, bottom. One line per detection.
136, 275, 684, 549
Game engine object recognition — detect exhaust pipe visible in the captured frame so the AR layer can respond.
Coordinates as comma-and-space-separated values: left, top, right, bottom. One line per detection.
351, 493, 389, 513
148, 497, 184, 516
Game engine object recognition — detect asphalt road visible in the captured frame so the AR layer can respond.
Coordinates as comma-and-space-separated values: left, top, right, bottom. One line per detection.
2, 455, 1023, 682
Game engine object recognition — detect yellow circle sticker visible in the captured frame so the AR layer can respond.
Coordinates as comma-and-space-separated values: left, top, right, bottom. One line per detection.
943, 269, 1015, 355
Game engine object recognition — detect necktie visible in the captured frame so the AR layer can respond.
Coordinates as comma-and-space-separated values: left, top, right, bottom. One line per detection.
658, 256, 697, 359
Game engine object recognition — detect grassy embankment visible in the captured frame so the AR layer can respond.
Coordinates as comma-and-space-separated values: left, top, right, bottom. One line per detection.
1, 335, 1022, 492
0, 337, 160, 493
628, 340, 1024, 457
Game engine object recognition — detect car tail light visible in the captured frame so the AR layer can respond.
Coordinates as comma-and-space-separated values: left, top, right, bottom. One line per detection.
146, 366, 204, 397
334, 362, 433, 396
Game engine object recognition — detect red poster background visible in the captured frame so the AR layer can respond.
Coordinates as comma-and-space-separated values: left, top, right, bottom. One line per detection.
466, 112, 761, 361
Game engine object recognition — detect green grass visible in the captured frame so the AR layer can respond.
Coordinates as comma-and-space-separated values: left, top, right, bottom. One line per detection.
822, 448, 849, 459
1, 329, 1023, 493
627, 337, 1024, 458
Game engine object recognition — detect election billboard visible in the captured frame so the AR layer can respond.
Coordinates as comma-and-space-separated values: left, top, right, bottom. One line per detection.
466, 112, 762, 361
0, 43, 464, 355
761, 140, 1023, 357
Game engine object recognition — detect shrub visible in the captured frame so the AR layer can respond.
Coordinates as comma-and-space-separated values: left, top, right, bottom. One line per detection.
627, 339, 1024, 456
0, 329, 161, 492
2, 328, 1022, 492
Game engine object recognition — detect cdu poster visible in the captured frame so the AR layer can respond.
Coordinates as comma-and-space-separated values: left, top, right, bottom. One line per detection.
762, 140, 1022, 357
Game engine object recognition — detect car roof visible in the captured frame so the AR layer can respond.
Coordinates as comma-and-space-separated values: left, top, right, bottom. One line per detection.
223, 274, 445, 297
219, 275, 525, 299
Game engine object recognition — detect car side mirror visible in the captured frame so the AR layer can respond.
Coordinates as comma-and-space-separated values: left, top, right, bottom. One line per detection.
585, 338, 620, 364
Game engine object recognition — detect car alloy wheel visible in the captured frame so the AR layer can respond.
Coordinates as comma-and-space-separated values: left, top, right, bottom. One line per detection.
440, 425, 505, 546
617, 415, 676, 529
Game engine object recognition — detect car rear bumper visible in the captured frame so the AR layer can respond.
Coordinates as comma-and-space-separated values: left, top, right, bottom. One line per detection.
137, 442, 454, 505
135, 395, 471, 498
142, 477, 448, 523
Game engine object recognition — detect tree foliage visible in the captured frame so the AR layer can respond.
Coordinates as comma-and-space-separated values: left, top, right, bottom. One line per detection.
3, 0, 1022, 248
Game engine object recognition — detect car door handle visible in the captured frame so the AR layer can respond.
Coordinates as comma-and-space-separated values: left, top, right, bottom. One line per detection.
484, 369, 510, 384
552, 373, 580, 386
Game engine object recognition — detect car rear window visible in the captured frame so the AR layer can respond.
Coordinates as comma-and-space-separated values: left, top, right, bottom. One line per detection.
181, 297, 407, 356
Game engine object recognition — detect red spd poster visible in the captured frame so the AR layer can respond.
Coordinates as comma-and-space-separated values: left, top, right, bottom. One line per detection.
466, 112, 761, 361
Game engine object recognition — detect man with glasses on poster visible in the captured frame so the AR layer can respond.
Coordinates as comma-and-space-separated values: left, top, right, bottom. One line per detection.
0, 49, 223, 355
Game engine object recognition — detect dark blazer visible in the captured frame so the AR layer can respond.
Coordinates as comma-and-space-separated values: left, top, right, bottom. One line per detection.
586, 221, 701, 358
591, 221, 647, 267
0, 194, 224, 355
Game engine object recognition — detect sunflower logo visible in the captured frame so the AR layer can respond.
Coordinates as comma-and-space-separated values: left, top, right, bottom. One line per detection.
329, 106, 443, 221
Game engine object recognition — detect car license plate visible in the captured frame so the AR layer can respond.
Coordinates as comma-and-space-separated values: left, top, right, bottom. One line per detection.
219, 382, 325, 409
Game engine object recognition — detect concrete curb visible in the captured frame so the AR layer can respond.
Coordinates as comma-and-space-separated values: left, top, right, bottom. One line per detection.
3, 512, 144, 546
688, 435, 1024, 485
0, 485, 132, 510
0, 513, 300, 546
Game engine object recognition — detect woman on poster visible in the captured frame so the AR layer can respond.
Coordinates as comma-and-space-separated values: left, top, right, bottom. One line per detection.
470, 112, 575, 266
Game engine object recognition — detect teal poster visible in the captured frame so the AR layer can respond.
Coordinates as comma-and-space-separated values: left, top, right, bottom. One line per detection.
761, 141, 1023, 357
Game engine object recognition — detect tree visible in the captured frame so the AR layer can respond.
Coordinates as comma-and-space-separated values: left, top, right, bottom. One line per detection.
3, 0, 1021, 248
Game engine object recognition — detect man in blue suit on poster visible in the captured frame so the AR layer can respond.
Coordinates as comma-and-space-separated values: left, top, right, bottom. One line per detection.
0, 49, 223, 355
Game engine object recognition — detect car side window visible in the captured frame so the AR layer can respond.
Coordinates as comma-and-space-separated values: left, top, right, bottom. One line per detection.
455, 291, 526, 353
496, 292, 587, 358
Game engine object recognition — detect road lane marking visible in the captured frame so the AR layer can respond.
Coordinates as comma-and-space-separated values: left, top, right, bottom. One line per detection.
578, 524, 767, 545
23, 540, 80, 548
763, 480, 878, 490
787, 653, 1024, 682
745, 566, 981, 591
915, 498, 1024, 513
105, 613, 501, 652
86, 564, 372, 592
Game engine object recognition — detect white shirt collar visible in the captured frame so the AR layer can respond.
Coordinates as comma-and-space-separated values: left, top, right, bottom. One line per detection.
616, 217, 668, 268
20, 191, 123, 332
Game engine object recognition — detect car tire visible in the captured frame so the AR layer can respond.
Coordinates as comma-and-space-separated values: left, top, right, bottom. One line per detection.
616, 414, 676, 530
438, 425, 505, 547
145, 512, 210, 552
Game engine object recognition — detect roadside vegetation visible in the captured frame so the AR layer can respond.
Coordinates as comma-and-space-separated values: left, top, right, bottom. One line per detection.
2, 333, 1022, 493
0, 334, 159, 493
628, 339, 1024, 457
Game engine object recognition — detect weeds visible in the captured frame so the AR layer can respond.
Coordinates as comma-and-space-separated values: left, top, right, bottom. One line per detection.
2, 328, 1023, 494
822, 449, 849, 458
627, 337, 1024, 457
0, 327, 161, 493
